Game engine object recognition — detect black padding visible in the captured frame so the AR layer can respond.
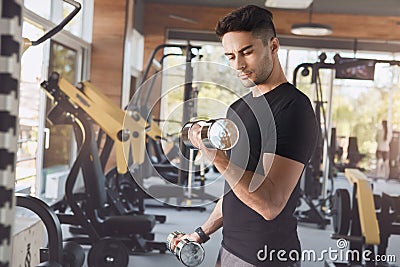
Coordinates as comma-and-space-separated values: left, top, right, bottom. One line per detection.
102, 215, 156, 235
147, 184, 184, 198
0, 149, 15, 171
0, 74, 19, 96
1, 35, 20, 61
2, 0, 22, 24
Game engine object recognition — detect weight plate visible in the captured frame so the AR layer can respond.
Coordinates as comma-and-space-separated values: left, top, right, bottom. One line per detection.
63, 241, 85, 267
87, 238, 129, 267
332, 189, 351, 235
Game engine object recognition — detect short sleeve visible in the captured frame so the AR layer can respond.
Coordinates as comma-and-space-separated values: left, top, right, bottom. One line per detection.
268, 98, 318, 164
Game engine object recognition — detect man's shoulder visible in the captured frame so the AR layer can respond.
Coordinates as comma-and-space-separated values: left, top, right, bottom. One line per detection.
282, 83, 310, 102
268, 83, 312, 112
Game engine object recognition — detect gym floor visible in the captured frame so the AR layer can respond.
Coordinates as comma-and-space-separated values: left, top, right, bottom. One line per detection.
67, 171, 400, 266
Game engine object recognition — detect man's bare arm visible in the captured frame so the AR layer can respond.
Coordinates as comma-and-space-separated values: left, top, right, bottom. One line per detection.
171, 198, 223, 248
189, 125, 304, 221
213, 151, 304, 221
200, 197, 223, 236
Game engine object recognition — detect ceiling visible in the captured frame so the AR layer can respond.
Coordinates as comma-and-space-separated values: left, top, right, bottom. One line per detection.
142, 0, 400, 47
145, 0, 400, 17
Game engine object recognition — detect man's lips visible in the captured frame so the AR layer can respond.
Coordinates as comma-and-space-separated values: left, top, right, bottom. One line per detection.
238, 72, 252, 79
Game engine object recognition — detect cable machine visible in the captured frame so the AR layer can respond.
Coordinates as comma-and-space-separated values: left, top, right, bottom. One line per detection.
130, 43, 220, 209
293, 53, 400, 230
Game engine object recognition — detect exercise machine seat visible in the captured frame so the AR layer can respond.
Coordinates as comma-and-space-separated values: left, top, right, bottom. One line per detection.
101, 214, 156, 236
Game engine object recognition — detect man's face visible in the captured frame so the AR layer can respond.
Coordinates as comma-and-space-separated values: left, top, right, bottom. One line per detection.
222, 31, 273, 88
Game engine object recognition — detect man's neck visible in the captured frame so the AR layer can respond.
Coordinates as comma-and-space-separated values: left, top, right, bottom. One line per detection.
252, 59, 288, 96
251, 76, 287, 97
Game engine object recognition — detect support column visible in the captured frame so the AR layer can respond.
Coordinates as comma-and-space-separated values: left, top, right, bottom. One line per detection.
0, 0, 23, 266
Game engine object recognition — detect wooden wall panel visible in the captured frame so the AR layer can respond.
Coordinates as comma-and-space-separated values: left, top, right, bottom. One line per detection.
143, 4, 228, 65
143, 3, 400, 66
90, 0, 129, 171
91, 0, 127, 105
90, 2, 400, 98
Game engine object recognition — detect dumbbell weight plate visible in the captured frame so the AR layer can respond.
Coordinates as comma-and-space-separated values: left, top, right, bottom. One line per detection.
201, 119, 239, 150
175, 239, 205, 267
87, 238, 129, 267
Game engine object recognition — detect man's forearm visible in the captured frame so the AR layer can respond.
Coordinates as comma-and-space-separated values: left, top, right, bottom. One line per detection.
201, 198, 223, 236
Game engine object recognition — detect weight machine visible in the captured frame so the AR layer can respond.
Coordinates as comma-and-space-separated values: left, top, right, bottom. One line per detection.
293, 53, 400, 230
293, 54, 335, 229
328, 168, 400, 267
37, 44, 235, 259
40, 72, 168, 265
127, 43, 222, 210
17, 0, 170, 263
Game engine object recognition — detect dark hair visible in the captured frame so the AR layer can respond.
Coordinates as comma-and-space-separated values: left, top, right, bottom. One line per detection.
215, 5, 277, 45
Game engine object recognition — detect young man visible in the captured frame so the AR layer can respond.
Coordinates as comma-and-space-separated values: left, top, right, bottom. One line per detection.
171, 5, 317, 267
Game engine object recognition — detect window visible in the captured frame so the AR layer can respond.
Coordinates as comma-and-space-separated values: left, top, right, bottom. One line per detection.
49, 41, 78, 83
18, 2, 92, 198
63, 0, 83, 37
283, 47, 400, 170
16, 21, 46, 192
24, 0, 93, 41
24, 0, 51, 20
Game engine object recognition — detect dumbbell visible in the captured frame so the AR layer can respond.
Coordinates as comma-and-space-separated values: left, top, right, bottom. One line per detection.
181, 118, 239, 150
166, 231, 205, 267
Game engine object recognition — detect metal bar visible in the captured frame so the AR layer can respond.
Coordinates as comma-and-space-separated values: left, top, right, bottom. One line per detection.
30, 0, 81, 46
16, 194, 63, 263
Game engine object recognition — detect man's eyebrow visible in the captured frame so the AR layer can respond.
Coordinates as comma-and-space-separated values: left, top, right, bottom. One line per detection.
224, 45, 253, 56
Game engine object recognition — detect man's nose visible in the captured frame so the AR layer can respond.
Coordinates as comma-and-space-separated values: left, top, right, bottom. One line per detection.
234, 57, 245, 70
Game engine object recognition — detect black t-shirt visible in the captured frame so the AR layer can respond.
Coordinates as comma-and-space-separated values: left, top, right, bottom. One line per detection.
222, 82, 318, 266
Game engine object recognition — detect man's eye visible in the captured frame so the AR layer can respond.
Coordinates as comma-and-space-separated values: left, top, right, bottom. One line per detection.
243, 50, 252, 55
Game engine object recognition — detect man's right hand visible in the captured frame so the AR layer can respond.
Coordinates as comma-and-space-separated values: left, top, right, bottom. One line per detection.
169, 232, 202, 252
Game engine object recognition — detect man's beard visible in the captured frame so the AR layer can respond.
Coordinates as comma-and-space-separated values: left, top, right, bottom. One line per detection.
240, 77, 256, 88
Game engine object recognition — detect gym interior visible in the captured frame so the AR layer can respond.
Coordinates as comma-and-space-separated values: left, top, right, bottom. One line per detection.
2, 0, 400, 266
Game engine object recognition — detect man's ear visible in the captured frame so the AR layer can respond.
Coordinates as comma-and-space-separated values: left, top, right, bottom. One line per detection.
270, 37, 279, 53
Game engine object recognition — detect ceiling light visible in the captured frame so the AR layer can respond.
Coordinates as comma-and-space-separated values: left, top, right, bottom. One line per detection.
290, 3, 332, 36
168, 14, 198, 24
291, 23, 332, 36
265, 0, 313, 9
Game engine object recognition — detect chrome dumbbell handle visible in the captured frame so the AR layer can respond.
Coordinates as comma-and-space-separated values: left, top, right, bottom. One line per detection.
166, 230, 185, 252
181, 118, 239, 150
181, 120, 206, 149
